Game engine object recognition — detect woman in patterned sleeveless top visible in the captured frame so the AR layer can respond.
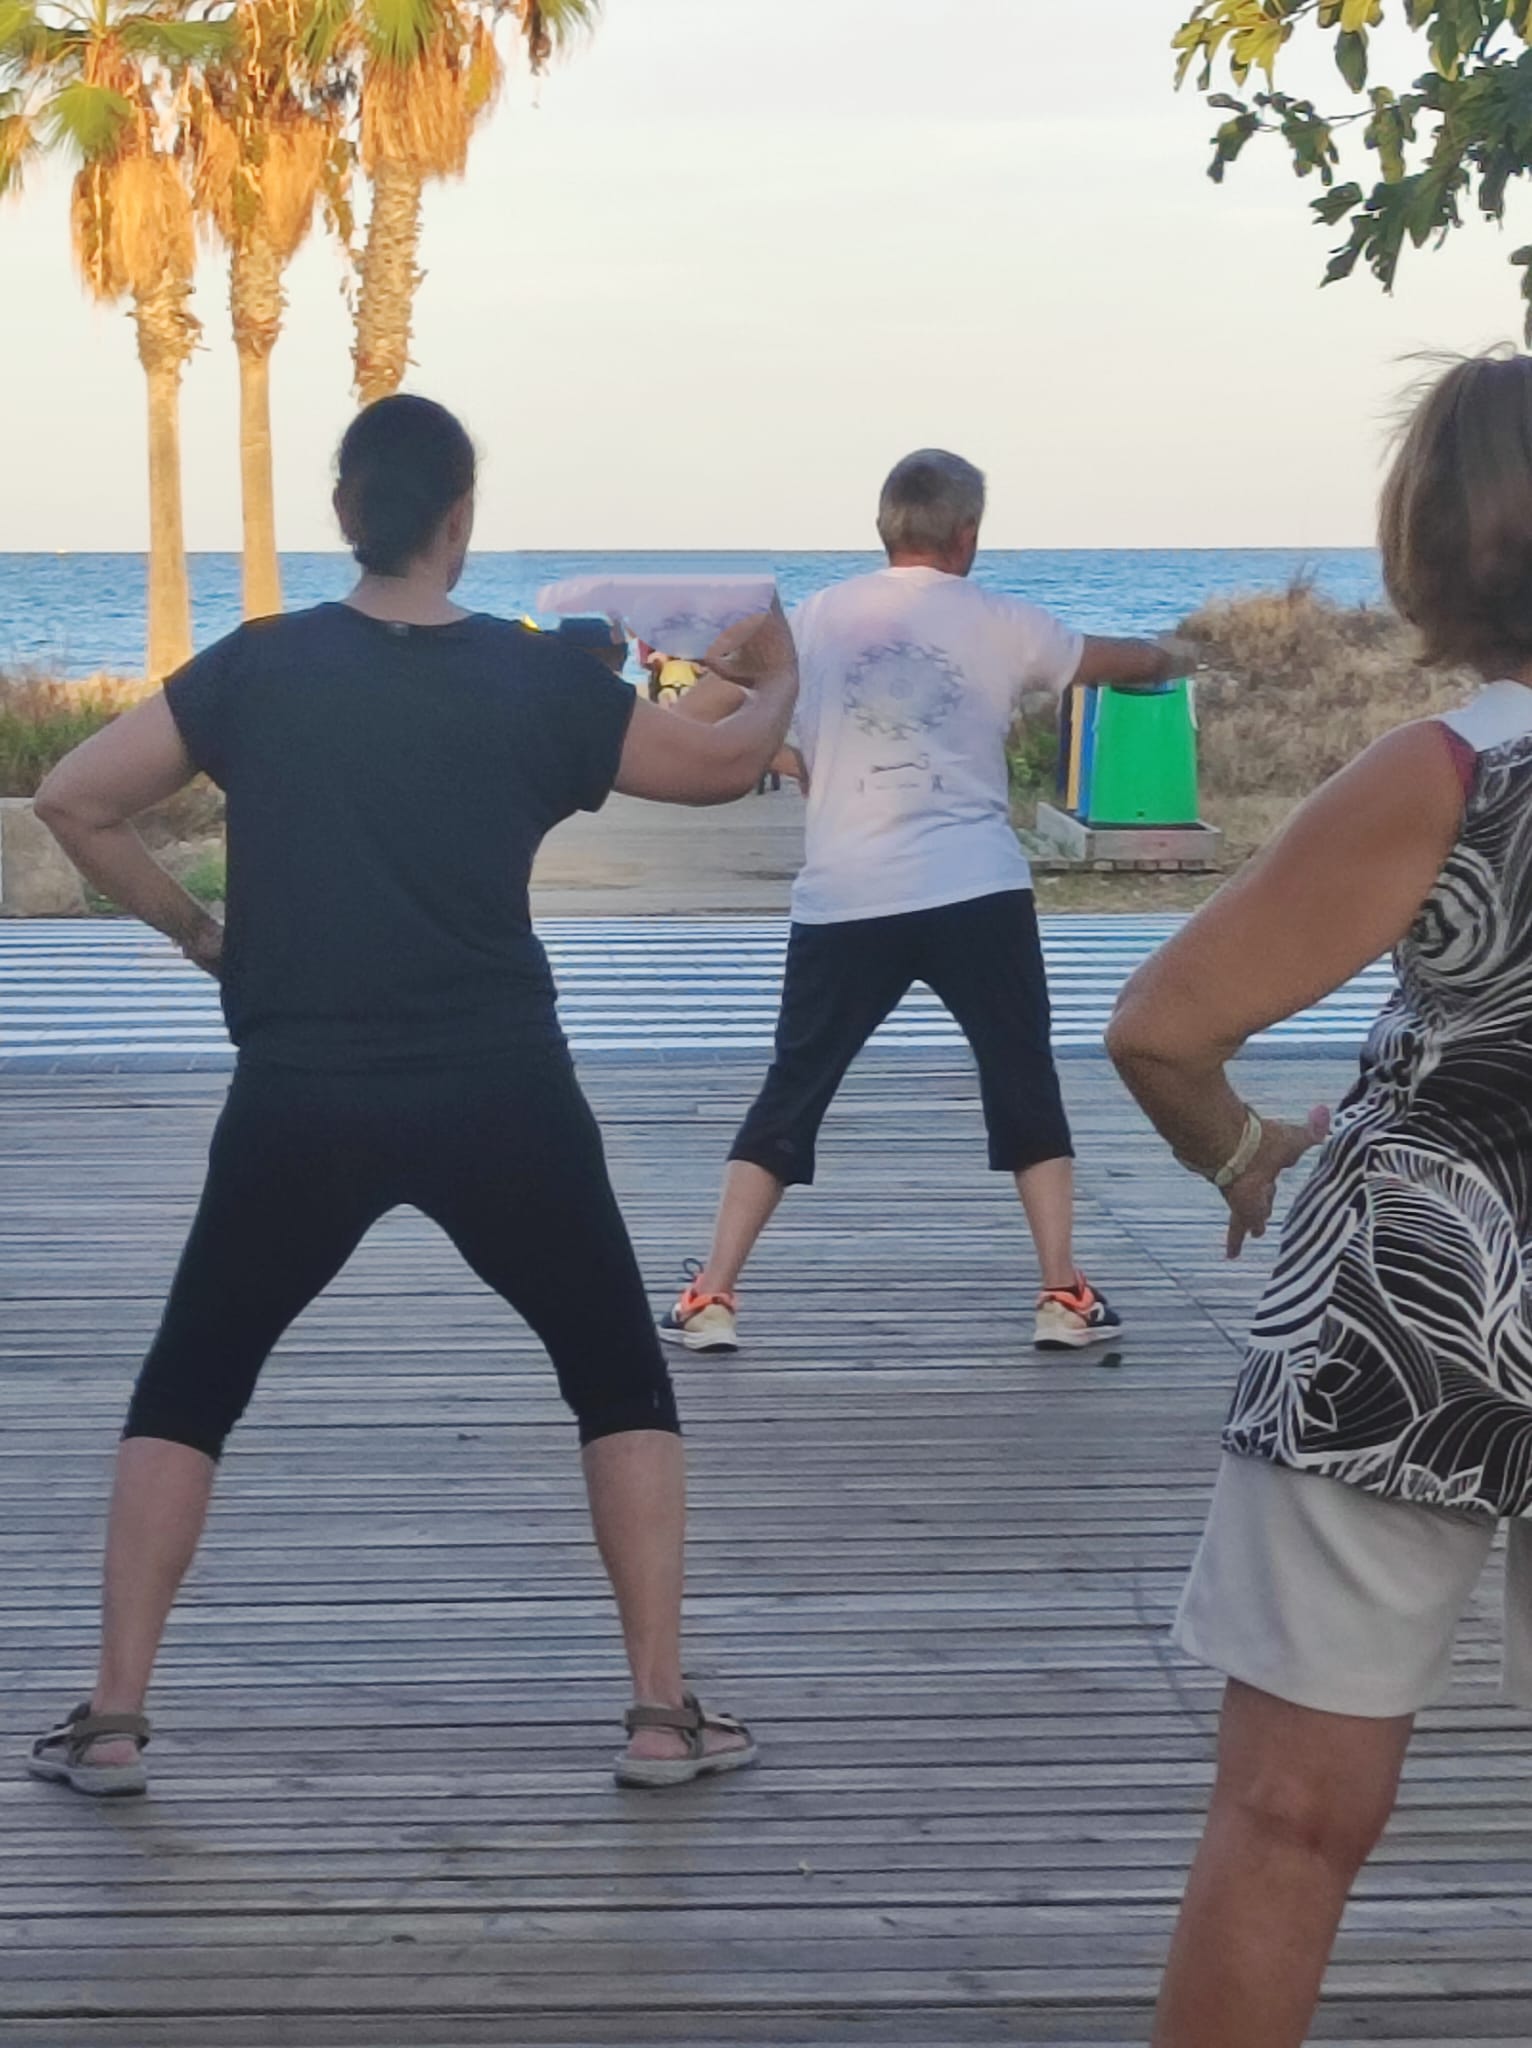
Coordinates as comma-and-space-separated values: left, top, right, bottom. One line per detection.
1109, 351, 1532, 2048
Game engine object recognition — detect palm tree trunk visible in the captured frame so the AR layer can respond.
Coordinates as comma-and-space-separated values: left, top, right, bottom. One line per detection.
353, 154, 424, 405
133, 274, 197, 680
230, 235, 284, 618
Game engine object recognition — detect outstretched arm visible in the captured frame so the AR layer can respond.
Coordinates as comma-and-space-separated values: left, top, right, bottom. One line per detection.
613, 606, 799, 805
35, 694, 224, 974
1071, 635, 1186, 692
1106, 721, 1465, 1255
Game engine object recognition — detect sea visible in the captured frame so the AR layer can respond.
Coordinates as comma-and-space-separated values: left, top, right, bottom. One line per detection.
0, 548, 1385, 679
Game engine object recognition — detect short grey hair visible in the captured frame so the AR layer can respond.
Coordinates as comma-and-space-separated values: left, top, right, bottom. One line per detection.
876, 449, 986, 555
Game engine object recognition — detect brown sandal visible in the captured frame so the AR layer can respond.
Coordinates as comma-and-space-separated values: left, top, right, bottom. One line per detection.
615, 1690, 758, 1788
28, 1703, 150, 1798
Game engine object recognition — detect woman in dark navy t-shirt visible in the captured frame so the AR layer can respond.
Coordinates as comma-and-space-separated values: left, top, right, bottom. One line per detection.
28, 397, 797, 1797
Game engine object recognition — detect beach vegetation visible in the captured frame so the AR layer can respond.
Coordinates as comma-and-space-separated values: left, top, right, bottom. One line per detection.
1182, 581, 1466, 806
0, 672, 152, 796
1011, 582, 1468, 878
173, 844, 227, 902
1175, 1, 1532, 336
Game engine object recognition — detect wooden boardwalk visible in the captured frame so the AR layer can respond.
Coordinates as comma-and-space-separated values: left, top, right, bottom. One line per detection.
1, 1052, 1527, 2046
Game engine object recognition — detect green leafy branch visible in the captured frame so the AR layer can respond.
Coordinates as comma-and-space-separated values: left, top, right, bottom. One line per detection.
1175, 0, 1532, 334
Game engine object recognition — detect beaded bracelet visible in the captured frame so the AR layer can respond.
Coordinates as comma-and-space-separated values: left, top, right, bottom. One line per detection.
1179, 1106, 1264, 1190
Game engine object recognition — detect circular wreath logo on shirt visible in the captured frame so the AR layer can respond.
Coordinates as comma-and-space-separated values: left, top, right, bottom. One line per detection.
647, 605, 757, 652
648, 609, 709, 646
844, 641, 965, 741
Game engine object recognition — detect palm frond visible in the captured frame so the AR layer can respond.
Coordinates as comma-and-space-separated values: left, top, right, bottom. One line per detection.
0, 0, 42, 62
297, 0, 352, 73
105, 144, 196, 297
362, 0, 444, 69
4, 18, 87, 72
514, 0, 597, 70
117, 14, 235, 65
0, 102, 36, 195
42, 76, 134, 160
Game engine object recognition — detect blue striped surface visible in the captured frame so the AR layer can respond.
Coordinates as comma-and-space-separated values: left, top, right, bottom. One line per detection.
0, 917, 1393, 1071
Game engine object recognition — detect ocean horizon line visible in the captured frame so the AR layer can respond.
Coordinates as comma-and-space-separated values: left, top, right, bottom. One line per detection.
1, 545, 1388, 677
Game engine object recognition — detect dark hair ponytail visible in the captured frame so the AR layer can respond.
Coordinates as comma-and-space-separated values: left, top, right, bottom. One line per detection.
334, 396, 477, 576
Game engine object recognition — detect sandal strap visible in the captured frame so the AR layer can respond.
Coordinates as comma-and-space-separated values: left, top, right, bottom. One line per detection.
624, 1698, 703, 1737
35, 1703, 150, 1760
698, 1709, 747, 1737
623, 1692, 752, 1761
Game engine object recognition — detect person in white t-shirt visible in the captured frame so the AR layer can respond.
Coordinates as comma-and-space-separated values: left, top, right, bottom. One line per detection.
660, 449, 1181, 1354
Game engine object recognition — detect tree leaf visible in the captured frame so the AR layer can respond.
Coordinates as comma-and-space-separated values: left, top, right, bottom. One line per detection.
1336, 27, 1370, 89
1313, 178, 1365, 221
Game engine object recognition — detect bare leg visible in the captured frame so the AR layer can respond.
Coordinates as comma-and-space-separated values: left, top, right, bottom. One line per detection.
1153, 1679, 1412, 2048
696, 1160, 785, 1297
581, 1430, 745, 1763
1015, 1156, 1077, 1292
84, 1437, 217, 1765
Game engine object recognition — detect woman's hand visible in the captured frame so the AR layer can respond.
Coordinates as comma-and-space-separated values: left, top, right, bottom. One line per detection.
180, 916, 225, 981
701, 600, 796, 692
1223, 1107, 1331, 1260
613, 600, 798, 807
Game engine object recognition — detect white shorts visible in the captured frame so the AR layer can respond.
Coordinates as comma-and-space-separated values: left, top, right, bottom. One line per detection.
1174, 1453, 1532, 1718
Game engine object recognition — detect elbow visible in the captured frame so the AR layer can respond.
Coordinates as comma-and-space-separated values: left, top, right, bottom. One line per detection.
696, 745, 767, 807
33, 767, 120, 846
1103, 1003, 1145, 1075
1106, 995, 1233, 1082
32, 773, 81, 840
1104, 992, 1180, 1076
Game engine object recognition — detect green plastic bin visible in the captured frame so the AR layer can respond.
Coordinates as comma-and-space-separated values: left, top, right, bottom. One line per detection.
1084, 680, 1199, 828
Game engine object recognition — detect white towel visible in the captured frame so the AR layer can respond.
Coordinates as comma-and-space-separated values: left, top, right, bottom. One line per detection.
536, 575, 776, 659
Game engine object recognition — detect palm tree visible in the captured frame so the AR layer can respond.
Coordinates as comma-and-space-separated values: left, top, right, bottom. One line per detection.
191, 0, 347, 616
0, 0, 230, 678
331, 0, 595, 406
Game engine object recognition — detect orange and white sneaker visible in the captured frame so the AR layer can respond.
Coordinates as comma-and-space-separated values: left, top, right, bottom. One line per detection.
1034, 1274, 1124, 1352
659, 1264, 740, 1354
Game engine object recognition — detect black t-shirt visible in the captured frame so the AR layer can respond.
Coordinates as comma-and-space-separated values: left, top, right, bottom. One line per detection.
163, 603, 636, 1068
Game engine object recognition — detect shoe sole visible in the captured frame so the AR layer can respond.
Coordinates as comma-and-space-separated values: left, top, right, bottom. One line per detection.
615, 1739, 760, 1788
1035, 1322, 1127, 1353
26, 1758, 147, 1798
659, 1325, 740, 1355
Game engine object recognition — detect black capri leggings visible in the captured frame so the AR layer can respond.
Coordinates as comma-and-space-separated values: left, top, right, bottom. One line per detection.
126, 1052, 680, 1459
730, 888, 1074, 1188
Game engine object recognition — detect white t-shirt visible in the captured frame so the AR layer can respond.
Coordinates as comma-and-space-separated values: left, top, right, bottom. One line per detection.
788, 566, 1083, 925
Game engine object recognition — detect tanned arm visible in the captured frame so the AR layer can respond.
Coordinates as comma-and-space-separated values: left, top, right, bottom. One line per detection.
35, 695, 224, 975
613, 605, 800, 806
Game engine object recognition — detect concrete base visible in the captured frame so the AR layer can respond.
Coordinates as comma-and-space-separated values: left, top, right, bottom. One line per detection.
1033, 802, 1223, 872
0, 799, 89, 916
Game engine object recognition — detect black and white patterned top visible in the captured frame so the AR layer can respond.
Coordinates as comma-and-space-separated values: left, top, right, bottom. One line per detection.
1227, 683, 1532, 1518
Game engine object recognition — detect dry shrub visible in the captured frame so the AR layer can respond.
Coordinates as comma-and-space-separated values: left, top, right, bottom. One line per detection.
0, 671, 225, 840
0, 672, 153, 797
1183, 585, 1469, 801
139, 781, 226, 848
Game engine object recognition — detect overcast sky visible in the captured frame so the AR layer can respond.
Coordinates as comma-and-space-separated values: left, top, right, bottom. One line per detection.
2, 0, 1524, 552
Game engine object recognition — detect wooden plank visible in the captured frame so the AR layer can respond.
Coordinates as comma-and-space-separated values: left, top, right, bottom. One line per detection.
0, 1052, 1526, 2045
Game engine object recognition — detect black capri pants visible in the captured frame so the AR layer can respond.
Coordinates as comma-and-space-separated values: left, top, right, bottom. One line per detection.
126, 1050, 680, 1459
730, 888, 1073, 1188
